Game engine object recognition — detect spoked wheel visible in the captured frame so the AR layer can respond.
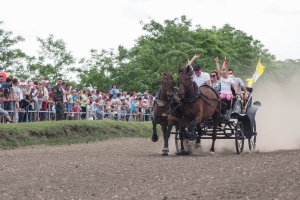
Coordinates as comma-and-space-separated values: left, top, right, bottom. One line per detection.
248, 120, 257, 151
223, 123, 235, 138
235, 121, 245, 154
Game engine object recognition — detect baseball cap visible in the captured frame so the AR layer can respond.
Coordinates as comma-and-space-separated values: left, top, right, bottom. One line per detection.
193, 65, 202, 71
120, 96, 125, 100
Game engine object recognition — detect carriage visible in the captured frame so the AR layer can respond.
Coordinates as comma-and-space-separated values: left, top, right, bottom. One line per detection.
172, 87, 261, 154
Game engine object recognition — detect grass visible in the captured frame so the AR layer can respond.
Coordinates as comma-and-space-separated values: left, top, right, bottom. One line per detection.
0, 120, 160, 150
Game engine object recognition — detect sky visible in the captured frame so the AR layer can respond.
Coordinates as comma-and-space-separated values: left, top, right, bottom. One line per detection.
1, 0, 300, 61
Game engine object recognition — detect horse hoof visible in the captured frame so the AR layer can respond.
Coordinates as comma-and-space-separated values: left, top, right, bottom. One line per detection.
209, 151, 215, 155
195, 143, 201, 148
175, 151, 190, 156
151, 136, 159, 142
162, 151, 169, 156
188, 141, 194, 146
162, 147, 169, 152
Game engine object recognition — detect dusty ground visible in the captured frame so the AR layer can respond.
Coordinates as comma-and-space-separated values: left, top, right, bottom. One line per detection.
0, 137, 299, 200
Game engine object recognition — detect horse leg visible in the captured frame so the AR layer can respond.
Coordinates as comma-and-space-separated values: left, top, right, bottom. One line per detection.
210, 114, 218, 153
151, 118, 159, 142
162, 122, 173, 156
188, 120, 197, 146
180, 127, 185, 151
195, 123, 202, 148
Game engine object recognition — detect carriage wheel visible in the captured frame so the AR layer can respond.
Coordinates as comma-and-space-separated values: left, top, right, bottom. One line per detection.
235, 121, 245, 154
223, 123, 235, 138
248, 120, 257, 151
175, 133, 180, 153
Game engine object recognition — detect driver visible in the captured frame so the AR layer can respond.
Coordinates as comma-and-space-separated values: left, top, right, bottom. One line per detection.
185, 54, 210, 87
228, 69, 248, 100
227, 69, 249, 111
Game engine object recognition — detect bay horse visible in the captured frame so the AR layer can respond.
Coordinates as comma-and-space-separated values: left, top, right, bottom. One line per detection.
177, 66, 221, 153
151, 72, 175, 143
161, 94, 187, 155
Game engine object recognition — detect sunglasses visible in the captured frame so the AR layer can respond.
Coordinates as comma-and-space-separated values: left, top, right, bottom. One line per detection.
210, 75, 216, 78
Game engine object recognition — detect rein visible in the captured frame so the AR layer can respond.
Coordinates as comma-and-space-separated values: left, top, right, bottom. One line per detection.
179, 72, 224, 116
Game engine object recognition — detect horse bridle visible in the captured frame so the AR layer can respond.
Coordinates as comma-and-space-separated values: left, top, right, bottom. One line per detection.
161, 77, 175, 96
178, 72, 194, 98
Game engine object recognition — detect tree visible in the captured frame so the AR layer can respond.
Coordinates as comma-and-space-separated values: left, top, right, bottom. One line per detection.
108, 16, 275, 92
74, 49, 116, 91
28, 34, 76, 83
0, 21, 27, 73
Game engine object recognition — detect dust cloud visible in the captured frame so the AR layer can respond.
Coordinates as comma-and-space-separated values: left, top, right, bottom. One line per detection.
254, 77, 300, 152
166, 77, 300, 155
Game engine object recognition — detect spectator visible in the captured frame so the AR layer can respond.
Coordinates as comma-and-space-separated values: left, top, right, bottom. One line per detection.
72, 90, 81, 120
80, 90, 88, 119
110, 83, 119, 99
104, 99, 111, 120
3, 78, 12, 119
0, 96, 13, 123
120, 96, 128, 121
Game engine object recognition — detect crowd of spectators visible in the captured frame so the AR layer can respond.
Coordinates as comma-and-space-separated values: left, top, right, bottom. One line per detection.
0, 75, 155, 123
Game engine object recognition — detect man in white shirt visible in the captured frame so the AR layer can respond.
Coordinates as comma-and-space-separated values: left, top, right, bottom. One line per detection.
186, 54, 210, 87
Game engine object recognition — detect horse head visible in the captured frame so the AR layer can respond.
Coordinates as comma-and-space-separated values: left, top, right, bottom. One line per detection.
161, 71, 175, 101
178, 66, 193, 99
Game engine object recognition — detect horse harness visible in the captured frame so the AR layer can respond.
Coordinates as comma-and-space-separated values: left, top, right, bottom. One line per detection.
178, 71, 224, 116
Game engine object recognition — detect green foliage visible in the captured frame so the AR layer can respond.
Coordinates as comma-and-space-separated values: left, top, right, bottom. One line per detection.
0, 21, 27, 73
74, 49, 116, 91
109, 16, 276, 92
28, 34, 76, 83
0, 121, 157, 149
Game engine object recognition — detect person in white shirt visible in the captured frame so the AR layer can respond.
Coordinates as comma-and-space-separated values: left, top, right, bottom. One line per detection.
186, 54, 210, 87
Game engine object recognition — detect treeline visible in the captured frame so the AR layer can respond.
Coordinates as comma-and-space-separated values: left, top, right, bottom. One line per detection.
1, 16, 299, 93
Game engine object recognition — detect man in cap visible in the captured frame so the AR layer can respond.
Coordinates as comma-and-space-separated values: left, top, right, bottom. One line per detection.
51, 78, 64, 120
186, 54, 210, 87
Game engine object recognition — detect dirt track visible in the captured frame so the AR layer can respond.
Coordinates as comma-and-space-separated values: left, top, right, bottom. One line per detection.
0, 137, 299, 200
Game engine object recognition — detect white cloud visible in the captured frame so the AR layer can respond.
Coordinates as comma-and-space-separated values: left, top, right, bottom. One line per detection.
1, 0, 299, 61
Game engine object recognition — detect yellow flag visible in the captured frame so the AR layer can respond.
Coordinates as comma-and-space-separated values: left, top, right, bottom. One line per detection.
246, 78, 254, 87
247, 58, 265, 87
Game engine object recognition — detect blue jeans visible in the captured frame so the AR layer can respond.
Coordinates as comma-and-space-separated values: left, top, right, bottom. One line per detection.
19, 112, 26, 122
96, 110, 103, 120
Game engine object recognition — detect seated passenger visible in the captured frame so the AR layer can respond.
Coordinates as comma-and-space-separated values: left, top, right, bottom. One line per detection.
215, 57, 239, 120
207, 70, 221, 92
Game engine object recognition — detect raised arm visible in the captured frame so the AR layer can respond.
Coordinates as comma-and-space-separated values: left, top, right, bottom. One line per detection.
187, 54, 200, 68
215, 57, 221, 75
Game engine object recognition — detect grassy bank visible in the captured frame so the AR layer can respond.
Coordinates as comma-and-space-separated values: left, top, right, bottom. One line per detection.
0, 121, 159, 150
